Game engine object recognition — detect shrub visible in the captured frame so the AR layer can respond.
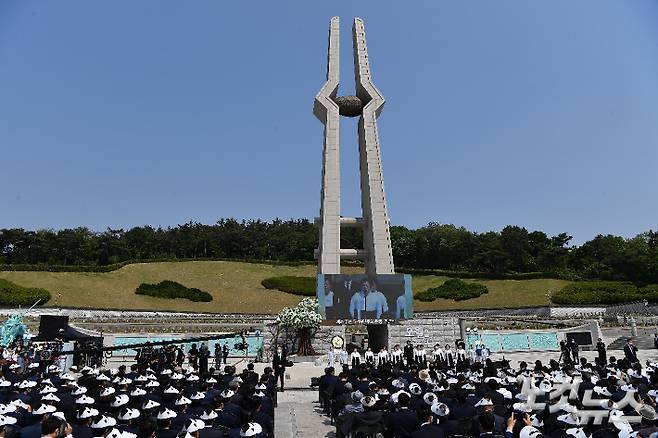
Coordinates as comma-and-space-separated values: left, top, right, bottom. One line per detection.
0, 279, 51, 306
638, 284, 658, 301
261, 276, 316, 296
135, 280, 213, 302
551, 281, 643, 305
415, 279, 488, 302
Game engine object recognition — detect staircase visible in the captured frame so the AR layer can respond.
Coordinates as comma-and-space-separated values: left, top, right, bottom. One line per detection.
608, 335, 656, 350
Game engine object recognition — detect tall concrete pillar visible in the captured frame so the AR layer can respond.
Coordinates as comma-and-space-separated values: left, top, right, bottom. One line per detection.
314, 17, 341, 275
315, 17, 395, 276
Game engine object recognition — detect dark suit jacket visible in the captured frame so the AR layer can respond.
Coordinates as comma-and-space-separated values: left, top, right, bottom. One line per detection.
72, 425, 93, 438
385, 408, 420, 437
20, 422, 42, 438
411, 423, 445, 438
272, 351, 287, 373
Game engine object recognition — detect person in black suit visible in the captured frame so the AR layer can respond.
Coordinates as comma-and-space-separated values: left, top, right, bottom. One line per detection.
411, 407, 444, 438
624, 339, 639, 364
272, 345, 287, 392
198, 343, 210, 376
403, 341, 414, 366
385, 392, 420, 438
596, 338, 607, 365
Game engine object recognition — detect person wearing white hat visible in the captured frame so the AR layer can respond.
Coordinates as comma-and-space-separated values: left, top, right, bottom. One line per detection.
91, 415, 117, 438
414, 405, 445, 437
155, 408, 178, 438
238, 422, 263, 437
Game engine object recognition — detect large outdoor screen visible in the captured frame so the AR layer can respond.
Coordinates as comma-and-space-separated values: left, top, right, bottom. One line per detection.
317, 274, 413, 322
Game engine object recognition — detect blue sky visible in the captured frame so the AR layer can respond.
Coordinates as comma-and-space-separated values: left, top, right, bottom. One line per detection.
2, 1, 657, 244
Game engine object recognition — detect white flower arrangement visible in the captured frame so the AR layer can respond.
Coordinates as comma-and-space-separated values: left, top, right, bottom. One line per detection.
276, 297, 322, 330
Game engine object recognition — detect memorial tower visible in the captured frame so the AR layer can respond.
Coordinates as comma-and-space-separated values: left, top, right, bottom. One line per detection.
314, 17, 395, 277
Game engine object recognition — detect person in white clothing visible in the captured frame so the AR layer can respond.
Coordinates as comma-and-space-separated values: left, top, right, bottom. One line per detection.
390, 344, 403, 366
432, 344, 444, 366
414, 344, 427, 367
364, 347, 375, 366
350, 349, 362, 368
377, 347, 389, 367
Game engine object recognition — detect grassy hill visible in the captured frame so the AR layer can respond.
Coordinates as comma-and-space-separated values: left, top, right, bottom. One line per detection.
0, 261, 568, 314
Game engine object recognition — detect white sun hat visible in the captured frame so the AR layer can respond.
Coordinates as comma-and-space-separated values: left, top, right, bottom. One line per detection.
593, 386, 612, 397
111, 394, 130, 407
100, 387, 116, 397
530, 414, 544, 428
39, 386, 58, 394
423, 393, 437, 406
431, 402, 450, 417
175, 396, 192, 406
33, 404, 57, 415
190, 391, 205, 400
118, 408, 141, 421
520, 426, 542, 438
0, 404, 16, 415
42, 393, 61, 402
408, 383, 422, 395
156, 408, 177, 420
11, 400, 29, 410
219, 390, 234, 399
91, 415, 117, 429
240, 422, 263, 437
52, 411, 66, 421
200, 410, 218, 421
477, 396, 495, 407
75, 395, 95, 405
182, 419, 206, 433
566, 428, 588, 438
558, 413, 580, 426
163, 386, 180, 394
71, 386, 87, 395
60, 373, 76, 381
513, 403, 533, 413
142, 400, 160, 410
77, 407, 99, 419
0, 415, 17, 426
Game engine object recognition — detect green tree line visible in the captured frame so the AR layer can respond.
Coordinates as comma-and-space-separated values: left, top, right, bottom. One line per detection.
1, 220, 657, 284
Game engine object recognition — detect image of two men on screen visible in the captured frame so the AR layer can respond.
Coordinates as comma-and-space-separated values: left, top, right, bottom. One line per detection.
317, 274, 413, 321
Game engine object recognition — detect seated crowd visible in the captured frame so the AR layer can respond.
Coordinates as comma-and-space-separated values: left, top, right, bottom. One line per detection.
0, 342, 274, 438
318, 340, 658, 438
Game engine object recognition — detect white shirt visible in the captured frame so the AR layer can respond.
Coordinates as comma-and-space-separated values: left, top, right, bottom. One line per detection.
324, 291, 334, 307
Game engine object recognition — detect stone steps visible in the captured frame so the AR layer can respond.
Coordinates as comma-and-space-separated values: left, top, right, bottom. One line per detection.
608, 336, 656, 350
274, 390, 335, 438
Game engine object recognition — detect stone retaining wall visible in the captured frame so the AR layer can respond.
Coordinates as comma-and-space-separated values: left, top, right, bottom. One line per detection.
388, 317, 461, 349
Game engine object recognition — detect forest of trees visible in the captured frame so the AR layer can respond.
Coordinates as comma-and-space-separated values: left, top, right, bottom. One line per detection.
1, 219, 658, 284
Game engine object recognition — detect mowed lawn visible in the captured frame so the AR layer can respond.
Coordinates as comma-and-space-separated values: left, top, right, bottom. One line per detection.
410, 276, 568, 311
0, 262, 567, 314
